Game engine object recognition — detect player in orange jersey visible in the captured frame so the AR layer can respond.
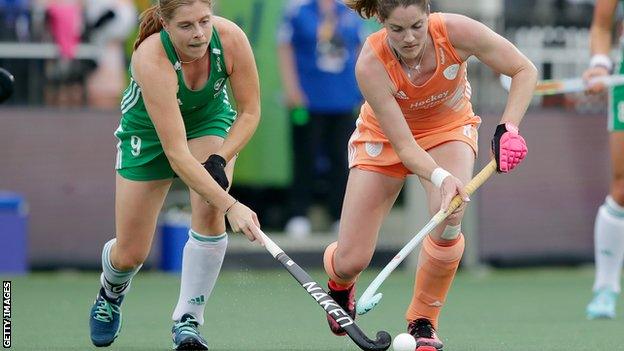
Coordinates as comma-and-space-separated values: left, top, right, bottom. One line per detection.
322, 1, 536, 350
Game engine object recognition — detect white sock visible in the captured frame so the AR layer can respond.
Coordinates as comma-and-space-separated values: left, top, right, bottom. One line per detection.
593, 196, 624, 293
100, 238, 142, 299
172, 230, 227, 325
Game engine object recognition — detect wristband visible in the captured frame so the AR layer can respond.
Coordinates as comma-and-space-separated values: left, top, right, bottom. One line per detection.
589, 54, 613, 73
431, 167, 451, 188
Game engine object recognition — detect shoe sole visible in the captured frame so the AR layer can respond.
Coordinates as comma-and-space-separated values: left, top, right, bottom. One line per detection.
174, 339, 209, 350
416, 347, 440, 351
587, 314, 616, 320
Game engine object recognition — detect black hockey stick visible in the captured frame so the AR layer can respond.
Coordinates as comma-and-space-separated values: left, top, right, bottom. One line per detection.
257, 230, 391, 351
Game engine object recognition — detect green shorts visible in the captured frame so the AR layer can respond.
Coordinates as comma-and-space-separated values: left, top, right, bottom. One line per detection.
609, 61, 624, 132
115, 119, 230, 181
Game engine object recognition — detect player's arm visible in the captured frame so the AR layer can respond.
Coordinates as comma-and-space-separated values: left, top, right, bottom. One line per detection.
585, 0, 618, 92
131, 42, 236, 213
277, 15, 306, 107
445, 13, 537, 127
214, 18, 261, 163
356, 45, 469, 207
591, 0, 617, 63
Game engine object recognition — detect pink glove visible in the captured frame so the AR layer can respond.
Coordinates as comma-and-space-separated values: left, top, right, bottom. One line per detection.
491, 123, 527, 173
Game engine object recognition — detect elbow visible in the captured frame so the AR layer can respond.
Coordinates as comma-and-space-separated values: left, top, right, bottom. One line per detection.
239, 108, 261, 124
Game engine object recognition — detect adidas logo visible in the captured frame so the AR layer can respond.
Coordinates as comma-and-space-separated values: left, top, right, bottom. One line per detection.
188, 295, 206, 305
394, 90, 409, 100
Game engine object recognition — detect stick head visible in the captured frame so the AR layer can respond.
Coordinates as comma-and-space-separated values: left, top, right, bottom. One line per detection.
0, 68, 15, 104
357, 292, 382, 315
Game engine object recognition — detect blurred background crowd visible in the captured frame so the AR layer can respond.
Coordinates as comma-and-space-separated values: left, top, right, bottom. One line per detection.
0, 0, 620, 270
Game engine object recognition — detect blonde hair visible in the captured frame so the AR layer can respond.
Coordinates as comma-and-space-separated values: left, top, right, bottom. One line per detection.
133, 0, 213, 50
345, 0, 430, 21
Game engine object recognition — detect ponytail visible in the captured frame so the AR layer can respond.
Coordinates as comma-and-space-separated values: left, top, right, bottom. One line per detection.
345, 0, 379, 19
133, 5, 162, 50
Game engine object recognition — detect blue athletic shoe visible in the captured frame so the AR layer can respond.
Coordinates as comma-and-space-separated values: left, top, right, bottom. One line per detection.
172, 313, 209, 350
586, 288, 617, 320
89, 288, 124, 347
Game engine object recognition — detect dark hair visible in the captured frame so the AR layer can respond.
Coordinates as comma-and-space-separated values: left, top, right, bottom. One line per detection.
133, 0, 213, 50
345, 0, 430, 21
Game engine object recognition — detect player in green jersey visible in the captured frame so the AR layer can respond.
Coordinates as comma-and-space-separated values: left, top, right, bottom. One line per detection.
585, 0, 624, 320
89, 1, 263, 349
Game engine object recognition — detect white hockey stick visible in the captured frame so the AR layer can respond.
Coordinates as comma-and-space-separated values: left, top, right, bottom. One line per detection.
356, 159, 497, 316
499, 74, 624, 95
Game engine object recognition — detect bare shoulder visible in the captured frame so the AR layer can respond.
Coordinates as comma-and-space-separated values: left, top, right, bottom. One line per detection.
212, 16, 252, 74
356, 41, 384, 79
442, 13, 494, 58
441, 13, 482, 43
213, 16, 249, 48
355, 40, 395, 93
131, 33, 175, 85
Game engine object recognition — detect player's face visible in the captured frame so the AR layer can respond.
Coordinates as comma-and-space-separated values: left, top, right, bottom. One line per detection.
384, 5, 429, 60
163, 2, 213, 61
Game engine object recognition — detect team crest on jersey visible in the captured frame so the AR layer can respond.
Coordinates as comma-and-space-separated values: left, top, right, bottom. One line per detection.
214, 77, 226, 91
365, 142, 383, 157
443, 64, 460, 80
394, 90, 409, 100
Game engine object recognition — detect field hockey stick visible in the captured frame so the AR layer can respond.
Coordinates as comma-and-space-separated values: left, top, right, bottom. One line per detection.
356, 159, 497, 316
499, 74, 624, 95
257, 230, 392, 351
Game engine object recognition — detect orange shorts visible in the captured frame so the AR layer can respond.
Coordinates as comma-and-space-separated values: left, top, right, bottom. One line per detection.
347, 116, 482, 179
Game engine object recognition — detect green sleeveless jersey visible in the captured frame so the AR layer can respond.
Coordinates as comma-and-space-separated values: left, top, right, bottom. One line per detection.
115, 28, 237, 176
120, 29, 235, 130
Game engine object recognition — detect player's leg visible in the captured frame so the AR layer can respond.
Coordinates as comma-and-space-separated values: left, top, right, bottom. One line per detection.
90, 174, 172, 347
587, 131, 624, 319
323, 167, 404, 335
171, 135, 232, 350
406, 140, 475, 350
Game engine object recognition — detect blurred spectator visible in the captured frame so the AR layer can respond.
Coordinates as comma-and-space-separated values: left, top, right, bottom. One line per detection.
0, 0, 30, 41
83, 0, 137, 109
44, 0, 83, 106
278, 0, 364, 237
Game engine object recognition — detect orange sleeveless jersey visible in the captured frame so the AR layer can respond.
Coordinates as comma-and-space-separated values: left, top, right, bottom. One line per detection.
348, 13, 481, 178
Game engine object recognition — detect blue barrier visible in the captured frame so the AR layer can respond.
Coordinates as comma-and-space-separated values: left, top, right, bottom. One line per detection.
0, 191, 28, 273
159, 210, 190, 272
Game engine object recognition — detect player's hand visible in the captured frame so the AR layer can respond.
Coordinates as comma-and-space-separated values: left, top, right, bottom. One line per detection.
225, 202, 264, 245
439, 176, 470, 219
203, 154, 229, 190
583, 66, 610, 94
491, 123, 527, 173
